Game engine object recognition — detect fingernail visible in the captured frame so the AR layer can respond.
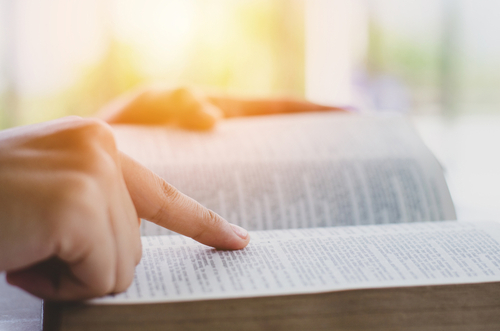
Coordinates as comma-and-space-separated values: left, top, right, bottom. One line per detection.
231, 224, 249, 240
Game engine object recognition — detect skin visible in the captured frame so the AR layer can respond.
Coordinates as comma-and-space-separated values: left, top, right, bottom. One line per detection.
0, 87, 341, 301
99, 86, 342, 129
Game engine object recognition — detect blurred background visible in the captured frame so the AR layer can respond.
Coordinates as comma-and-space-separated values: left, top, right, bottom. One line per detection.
0, 0, 499, 219
2, 0, 500, 127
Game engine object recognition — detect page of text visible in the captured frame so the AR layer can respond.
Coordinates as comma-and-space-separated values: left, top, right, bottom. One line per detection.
113, 113, 456, 234
92, 221, 500, 304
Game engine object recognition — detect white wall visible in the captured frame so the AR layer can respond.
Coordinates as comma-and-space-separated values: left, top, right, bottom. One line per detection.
305, 0, 367, 107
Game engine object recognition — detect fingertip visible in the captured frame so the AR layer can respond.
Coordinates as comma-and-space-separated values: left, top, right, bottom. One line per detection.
208, 223, 250, 251
184, 209, 250, 250
230, 224, 250, 248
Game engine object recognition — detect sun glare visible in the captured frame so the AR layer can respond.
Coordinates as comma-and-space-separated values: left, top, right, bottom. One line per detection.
111, 0, 197, 76
1, 0, 305, 127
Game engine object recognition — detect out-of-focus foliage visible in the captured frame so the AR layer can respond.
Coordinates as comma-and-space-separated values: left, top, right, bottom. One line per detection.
363, 0, 500, 115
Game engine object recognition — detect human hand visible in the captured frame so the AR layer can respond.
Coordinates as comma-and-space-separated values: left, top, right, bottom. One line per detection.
0, 117, 249, 300
98, 86, 343, 130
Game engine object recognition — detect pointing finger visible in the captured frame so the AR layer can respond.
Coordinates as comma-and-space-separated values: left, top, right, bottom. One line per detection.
119, 152, 249, 250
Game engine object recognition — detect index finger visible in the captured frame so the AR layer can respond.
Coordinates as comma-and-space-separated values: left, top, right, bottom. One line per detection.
208, 96, 346, 118
119, 152, 250, 250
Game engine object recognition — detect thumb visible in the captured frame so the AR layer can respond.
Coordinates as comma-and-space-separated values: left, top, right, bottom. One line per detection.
119, 152, 249, 249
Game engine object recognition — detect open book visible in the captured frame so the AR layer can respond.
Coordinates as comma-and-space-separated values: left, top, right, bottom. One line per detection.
116, 112, 456, 233
43, 113, 500, 330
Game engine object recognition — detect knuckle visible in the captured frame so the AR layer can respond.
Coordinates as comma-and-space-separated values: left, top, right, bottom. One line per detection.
77, 118, 116, 151
38, 117, 118, 165
114, 267, 135, 294
94, 273, 116, 297
202, 208, 224, 228
160, 180, 182, 202
63, 120, 119, 177
66, 117, 116, 153
149, 179, 181, 224
191, 207, 225, 243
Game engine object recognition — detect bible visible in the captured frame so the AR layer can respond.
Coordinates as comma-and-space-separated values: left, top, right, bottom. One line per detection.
43, 112, 500, 330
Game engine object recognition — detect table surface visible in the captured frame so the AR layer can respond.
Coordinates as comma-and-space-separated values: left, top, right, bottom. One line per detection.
2, 114, 500, 330
0, 273, 42, 331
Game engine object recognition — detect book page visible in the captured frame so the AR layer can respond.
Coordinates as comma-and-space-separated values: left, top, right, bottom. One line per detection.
113, 112, 456, 234
92, 221, 500, 304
